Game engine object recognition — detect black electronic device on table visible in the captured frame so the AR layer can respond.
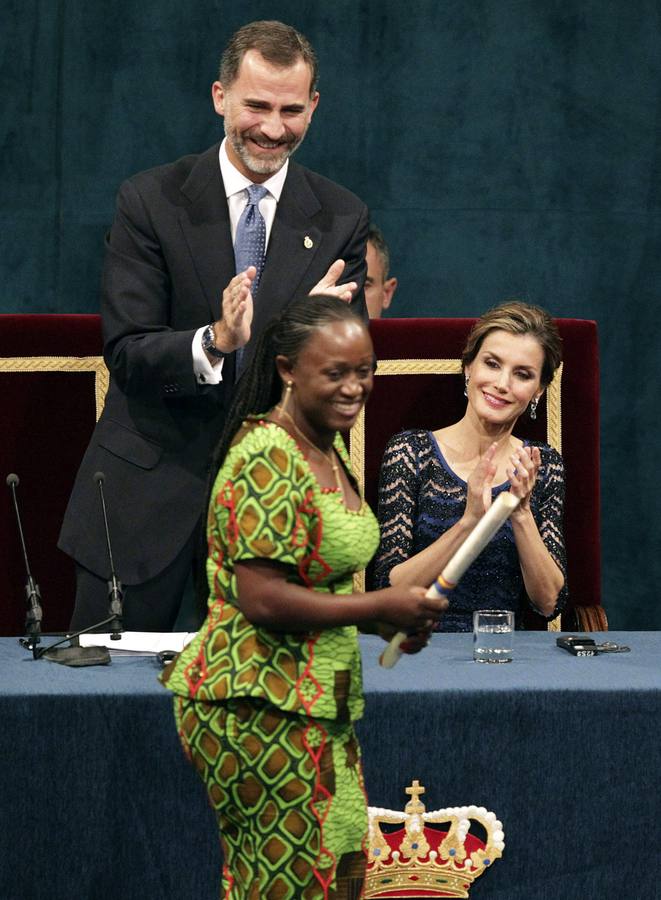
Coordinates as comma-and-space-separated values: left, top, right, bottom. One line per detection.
556, 635, 630, 656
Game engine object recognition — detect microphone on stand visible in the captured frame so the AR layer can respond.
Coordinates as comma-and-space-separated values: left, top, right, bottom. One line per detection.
14, 471, 124, 665
6, 473, 43, 650
93, 472, 123, 639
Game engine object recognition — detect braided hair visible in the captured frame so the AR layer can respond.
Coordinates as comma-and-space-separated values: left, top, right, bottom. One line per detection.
189, 294, 367, 612
210, 293, 366, 474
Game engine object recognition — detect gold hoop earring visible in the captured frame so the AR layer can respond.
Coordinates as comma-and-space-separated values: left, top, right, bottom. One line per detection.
280, 380, 293, 416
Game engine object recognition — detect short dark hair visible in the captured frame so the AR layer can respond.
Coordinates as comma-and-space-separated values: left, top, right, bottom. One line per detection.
462, 300, 563, 388
367, 224, 391, 279
219, 20, 318, 96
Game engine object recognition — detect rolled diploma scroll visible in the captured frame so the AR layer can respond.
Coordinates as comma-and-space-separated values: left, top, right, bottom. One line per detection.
379, 491, 521, 668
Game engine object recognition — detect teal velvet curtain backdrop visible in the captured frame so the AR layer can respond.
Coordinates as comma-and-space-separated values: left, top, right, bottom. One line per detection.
3, 0, 660, 629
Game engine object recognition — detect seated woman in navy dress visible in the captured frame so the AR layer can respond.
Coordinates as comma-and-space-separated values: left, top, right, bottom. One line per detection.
374, 300, 568, 632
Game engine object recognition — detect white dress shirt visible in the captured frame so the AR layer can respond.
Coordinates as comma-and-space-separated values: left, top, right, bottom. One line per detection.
193, 139, 289, 384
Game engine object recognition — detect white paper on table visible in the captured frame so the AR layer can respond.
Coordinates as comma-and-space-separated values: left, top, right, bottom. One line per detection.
79, 631, 197, 655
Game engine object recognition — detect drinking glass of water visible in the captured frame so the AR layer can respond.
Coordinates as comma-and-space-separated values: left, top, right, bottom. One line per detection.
473, 610, 514, 663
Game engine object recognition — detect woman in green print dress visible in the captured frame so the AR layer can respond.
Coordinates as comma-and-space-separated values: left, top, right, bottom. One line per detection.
161, 295, 446, 900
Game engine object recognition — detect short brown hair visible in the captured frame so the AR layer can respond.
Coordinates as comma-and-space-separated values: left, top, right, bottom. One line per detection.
219, 20, 318, 96
462, 300, 562, 388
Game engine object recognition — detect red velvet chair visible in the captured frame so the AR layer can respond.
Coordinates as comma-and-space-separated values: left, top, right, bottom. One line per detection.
350, 318, 605, 631
0, 315, 106, 634
0, 314, 604, 635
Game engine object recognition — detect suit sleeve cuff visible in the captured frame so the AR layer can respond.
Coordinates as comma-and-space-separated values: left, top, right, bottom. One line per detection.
192, 327, 224, 385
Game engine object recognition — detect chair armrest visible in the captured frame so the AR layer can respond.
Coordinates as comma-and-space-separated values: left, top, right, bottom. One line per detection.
562, 605, 608, 632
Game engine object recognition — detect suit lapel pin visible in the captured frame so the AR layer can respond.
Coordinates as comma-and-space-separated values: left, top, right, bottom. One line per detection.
303, 235, 314, 249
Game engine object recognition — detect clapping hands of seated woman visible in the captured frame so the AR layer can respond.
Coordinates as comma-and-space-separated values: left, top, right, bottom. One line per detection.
506, 445, 541, 517
465, 441, 541, 524
463, 442, 498, 524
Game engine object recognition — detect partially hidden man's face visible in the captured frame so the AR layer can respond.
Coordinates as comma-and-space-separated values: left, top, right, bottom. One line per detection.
213, 49, 319, 182
364, 241, 398, 319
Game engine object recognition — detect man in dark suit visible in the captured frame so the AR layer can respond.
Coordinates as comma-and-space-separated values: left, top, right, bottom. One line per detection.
59, 21, 368, 631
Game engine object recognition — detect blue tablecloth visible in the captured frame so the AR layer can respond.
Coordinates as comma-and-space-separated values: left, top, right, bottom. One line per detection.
1, 632, 659, 899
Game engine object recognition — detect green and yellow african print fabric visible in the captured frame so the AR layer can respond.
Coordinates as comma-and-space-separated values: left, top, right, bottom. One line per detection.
162, 421, 380, 897
175, 696, 368, 899
162, 419, 380, 722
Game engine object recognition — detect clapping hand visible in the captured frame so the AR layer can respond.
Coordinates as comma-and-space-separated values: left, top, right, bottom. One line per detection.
215, 267, 256, 352
507, 445, 541, 514
464, 442, 498, 525
310, 259, 357, 303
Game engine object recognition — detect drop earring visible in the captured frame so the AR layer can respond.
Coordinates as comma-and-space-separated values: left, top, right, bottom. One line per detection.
464, 375, 469, 398
529, 397, 538, 420
280, 381, 293, 416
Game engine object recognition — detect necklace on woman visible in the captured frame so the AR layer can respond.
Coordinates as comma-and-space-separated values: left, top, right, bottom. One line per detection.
274, 405, 345, 499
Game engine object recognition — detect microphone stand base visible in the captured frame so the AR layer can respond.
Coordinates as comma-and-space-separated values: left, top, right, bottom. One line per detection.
40, 644, 111, 667
20, 614, 121, 666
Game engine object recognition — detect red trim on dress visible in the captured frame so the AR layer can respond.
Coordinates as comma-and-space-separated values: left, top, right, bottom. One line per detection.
303, 718, 336, 898
292, 488, 332, 587
222, 865, 234, 898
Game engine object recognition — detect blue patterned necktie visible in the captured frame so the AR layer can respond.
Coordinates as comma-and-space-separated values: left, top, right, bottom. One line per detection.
233, 184, 268, 375
233, 184, 268, 292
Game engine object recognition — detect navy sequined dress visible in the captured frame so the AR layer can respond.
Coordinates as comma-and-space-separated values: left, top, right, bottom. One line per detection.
374, 430, 568, 632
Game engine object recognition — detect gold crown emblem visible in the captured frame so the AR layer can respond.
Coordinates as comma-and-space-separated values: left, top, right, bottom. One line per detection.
365, 780, 505, 899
